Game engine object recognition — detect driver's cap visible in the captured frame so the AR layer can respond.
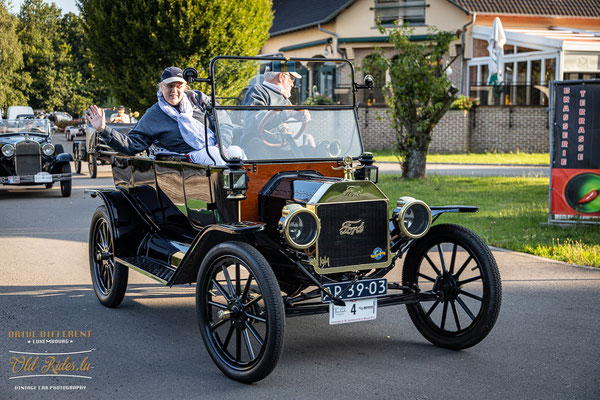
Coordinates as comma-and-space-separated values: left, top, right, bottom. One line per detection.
267, 61, 301, 79
160, 67, 186, 84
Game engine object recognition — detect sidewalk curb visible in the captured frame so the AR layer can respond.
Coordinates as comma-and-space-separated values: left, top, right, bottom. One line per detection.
489, 245, 598, 271
375, 161, 549, 167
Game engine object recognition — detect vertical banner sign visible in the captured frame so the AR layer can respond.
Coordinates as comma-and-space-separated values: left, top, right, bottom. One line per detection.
549, 80, 600, 222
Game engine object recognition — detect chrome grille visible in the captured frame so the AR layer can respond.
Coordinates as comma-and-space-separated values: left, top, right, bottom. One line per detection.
15, 141, 42, 176
315, 200, 389, 272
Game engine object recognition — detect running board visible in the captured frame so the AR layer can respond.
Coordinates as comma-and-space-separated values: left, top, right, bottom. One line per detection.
115, 256, 175, 285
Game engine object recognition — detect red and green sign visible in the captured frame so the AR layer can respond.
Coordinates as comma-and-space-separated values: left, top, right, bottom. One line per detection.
550, 81, 600, 220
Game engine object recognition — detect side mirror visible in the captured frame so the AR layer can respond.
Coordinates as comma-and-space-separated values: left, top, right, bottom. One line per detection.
183, 67, 198, 84
364, 74, 374, 90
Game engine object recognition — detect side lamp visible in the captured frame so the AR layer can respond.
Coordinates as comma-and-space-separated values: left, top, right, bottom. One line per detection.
355, 152, 378, 183
223, 157, 249, 200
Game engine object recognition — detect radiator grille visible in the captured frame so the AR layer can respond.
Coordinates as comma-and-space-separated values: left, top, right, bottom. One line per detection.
316, 200, 389, 271
15, 142, 41, 176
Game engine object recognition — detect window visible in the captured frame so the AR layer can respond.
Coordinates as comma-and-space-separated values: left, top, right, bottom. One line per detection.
374, 0, 426, 26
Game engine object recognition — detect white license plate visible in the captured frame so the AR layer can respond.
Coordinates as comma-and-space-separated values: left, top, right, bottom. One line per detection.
8, 176, 20, 184
34, 172, 52, 183
329, 298, 377, 325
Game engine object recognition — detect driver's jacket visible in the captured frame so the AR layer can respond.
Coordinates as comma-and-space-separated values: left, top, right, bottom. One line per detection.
240, 83, 294, 145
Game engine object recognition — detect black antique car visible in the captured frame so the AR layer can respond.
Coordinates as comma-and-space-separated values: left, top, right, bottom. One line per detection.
87, 56, 501, 383
0, 118, 72, 196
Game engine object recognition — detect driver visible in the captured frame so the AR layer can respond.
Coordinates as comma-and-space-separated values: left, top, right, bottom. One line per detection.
241, 61, 314, 156
87, 67, 237, 165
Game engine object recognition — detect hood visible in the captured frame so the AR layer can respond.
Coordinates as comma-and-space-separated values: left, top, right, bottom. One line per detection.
258, 171, 387, 234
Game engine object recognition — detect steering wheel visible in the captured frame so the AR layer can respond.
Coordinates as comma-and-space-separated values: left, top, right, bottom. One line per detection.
317, 139, 342, 157
257, 110, 307, 148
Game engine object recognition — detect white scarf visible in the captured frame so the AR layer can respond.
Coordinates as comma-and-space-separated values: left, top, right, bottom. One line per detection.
157, 90, 216, 150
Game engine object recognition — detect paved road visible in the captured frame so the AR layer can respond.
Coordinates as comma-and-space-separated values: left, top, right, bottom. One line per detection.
377, 162, 550, 177
0, 136, 597, 399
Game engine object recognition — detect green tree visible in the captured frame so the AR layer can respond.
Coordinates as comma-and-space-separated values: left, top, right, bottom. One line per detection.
80, 0, 273, 111
59, 12, 111, 114
0, 0, 30, 110
364, 25, 458, 178
17, 0, 67, 111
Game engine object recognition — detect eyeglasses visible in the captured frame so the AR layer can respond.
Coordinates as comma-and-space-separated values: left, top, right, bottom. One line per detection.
287, 73, 295, 82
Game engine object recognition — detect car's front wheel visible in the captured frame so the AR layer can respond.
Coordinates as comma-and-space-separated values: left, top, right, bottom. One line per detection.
196, 241, 285, 383
402, 224, 501, 350
60, 163, 71, 197
89, 205, 128, 307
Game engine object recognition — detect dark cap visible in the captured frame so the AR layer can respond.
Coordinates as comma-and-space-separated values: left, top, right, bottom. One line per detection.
266, 61, 301, 79
160, 67, 186, 84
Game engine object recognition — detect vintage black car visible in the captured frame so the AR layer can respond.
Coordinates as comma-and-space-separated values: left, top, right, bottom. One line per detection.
73, 122, 135, 177
0, 118, 72, 196
87, 56, 502, 383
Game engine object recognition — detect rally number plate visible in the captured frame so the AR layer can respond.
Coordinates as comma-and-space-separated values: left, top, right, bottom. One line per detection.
321, 278, 387, 303
329, 298, 377, 325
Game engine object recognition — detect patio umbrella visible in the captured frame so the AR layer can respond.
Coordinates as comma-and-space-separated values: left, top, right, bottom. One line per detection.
487, 17, 506, 87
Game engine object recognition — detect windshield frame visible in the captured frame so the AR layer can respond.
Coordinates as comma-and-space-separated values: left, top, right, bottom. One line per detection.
207, 55, 364, 164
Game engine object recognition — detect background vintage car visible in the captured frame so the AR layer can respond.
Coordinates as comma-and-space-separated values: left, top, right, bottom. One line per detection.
65, 124, 83, 141
0, 118, 73, 196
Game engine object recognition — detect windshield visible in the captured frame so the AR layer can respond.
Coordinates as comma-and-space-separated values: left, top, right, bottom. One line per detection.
0, 119, 50, 135
210, 57, 362, 162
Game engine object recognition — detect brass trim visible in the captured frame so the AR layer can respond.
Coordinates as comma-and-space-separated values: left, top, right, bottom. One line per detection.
312, 198, 391, 274
279, 204, 321, 249
395, 197, 432, 239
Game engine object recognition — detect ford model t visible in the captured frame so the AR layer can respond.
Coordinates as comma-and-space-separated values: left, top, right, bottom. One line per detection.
87, 56, 501, 383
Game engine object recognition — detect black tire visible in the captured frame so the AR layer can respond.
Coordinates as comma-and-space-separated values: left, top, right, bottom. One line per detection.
402, 224, 501, 350
196, 241, 285, 383
89, 205, 128, 307
73, 144, 82, 173
60, 163, 72, 197
88, 154, 97, 178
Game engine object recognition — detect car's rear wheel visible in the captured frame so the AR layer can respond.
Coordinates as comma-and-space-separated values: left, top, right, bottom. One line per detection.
88, 154, 97, 178
60, 163, 71, 197
89, 205, 128, 307
402, 224, 501, 350
196, 241, 285, 383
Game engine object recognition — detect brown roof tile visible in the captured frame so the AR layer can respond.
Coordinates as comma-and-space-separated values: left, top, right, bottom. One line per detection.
450, 0, 600, 17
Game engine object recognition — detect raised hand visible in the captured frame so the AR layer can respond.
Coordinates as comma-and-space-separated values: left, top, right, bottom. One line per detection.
87, 105, 105, 132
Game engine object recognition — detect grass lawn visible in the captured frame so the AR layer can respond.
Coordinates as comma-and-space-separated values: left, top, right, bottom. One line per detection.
371, 150, 549, 165
378, 174, 600, 267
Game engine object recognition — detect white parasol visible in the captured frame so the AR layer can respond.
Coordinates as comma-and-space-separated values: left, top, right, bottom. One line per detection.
487, 17, 506, 85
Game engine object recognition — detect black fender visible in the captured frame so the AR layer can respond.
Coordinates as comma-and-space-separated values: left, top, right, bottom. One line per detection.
169, 222, 265, 285
48, 153, 74, 174
389, 204, 479, 230
86, 189, 154, 259
389, 205, 479, 253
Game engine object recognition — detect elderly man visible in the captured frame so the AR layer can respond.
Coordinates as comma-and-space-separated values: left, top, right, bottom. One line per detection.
241, 61, 314, 156
87, 67, 234, 164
